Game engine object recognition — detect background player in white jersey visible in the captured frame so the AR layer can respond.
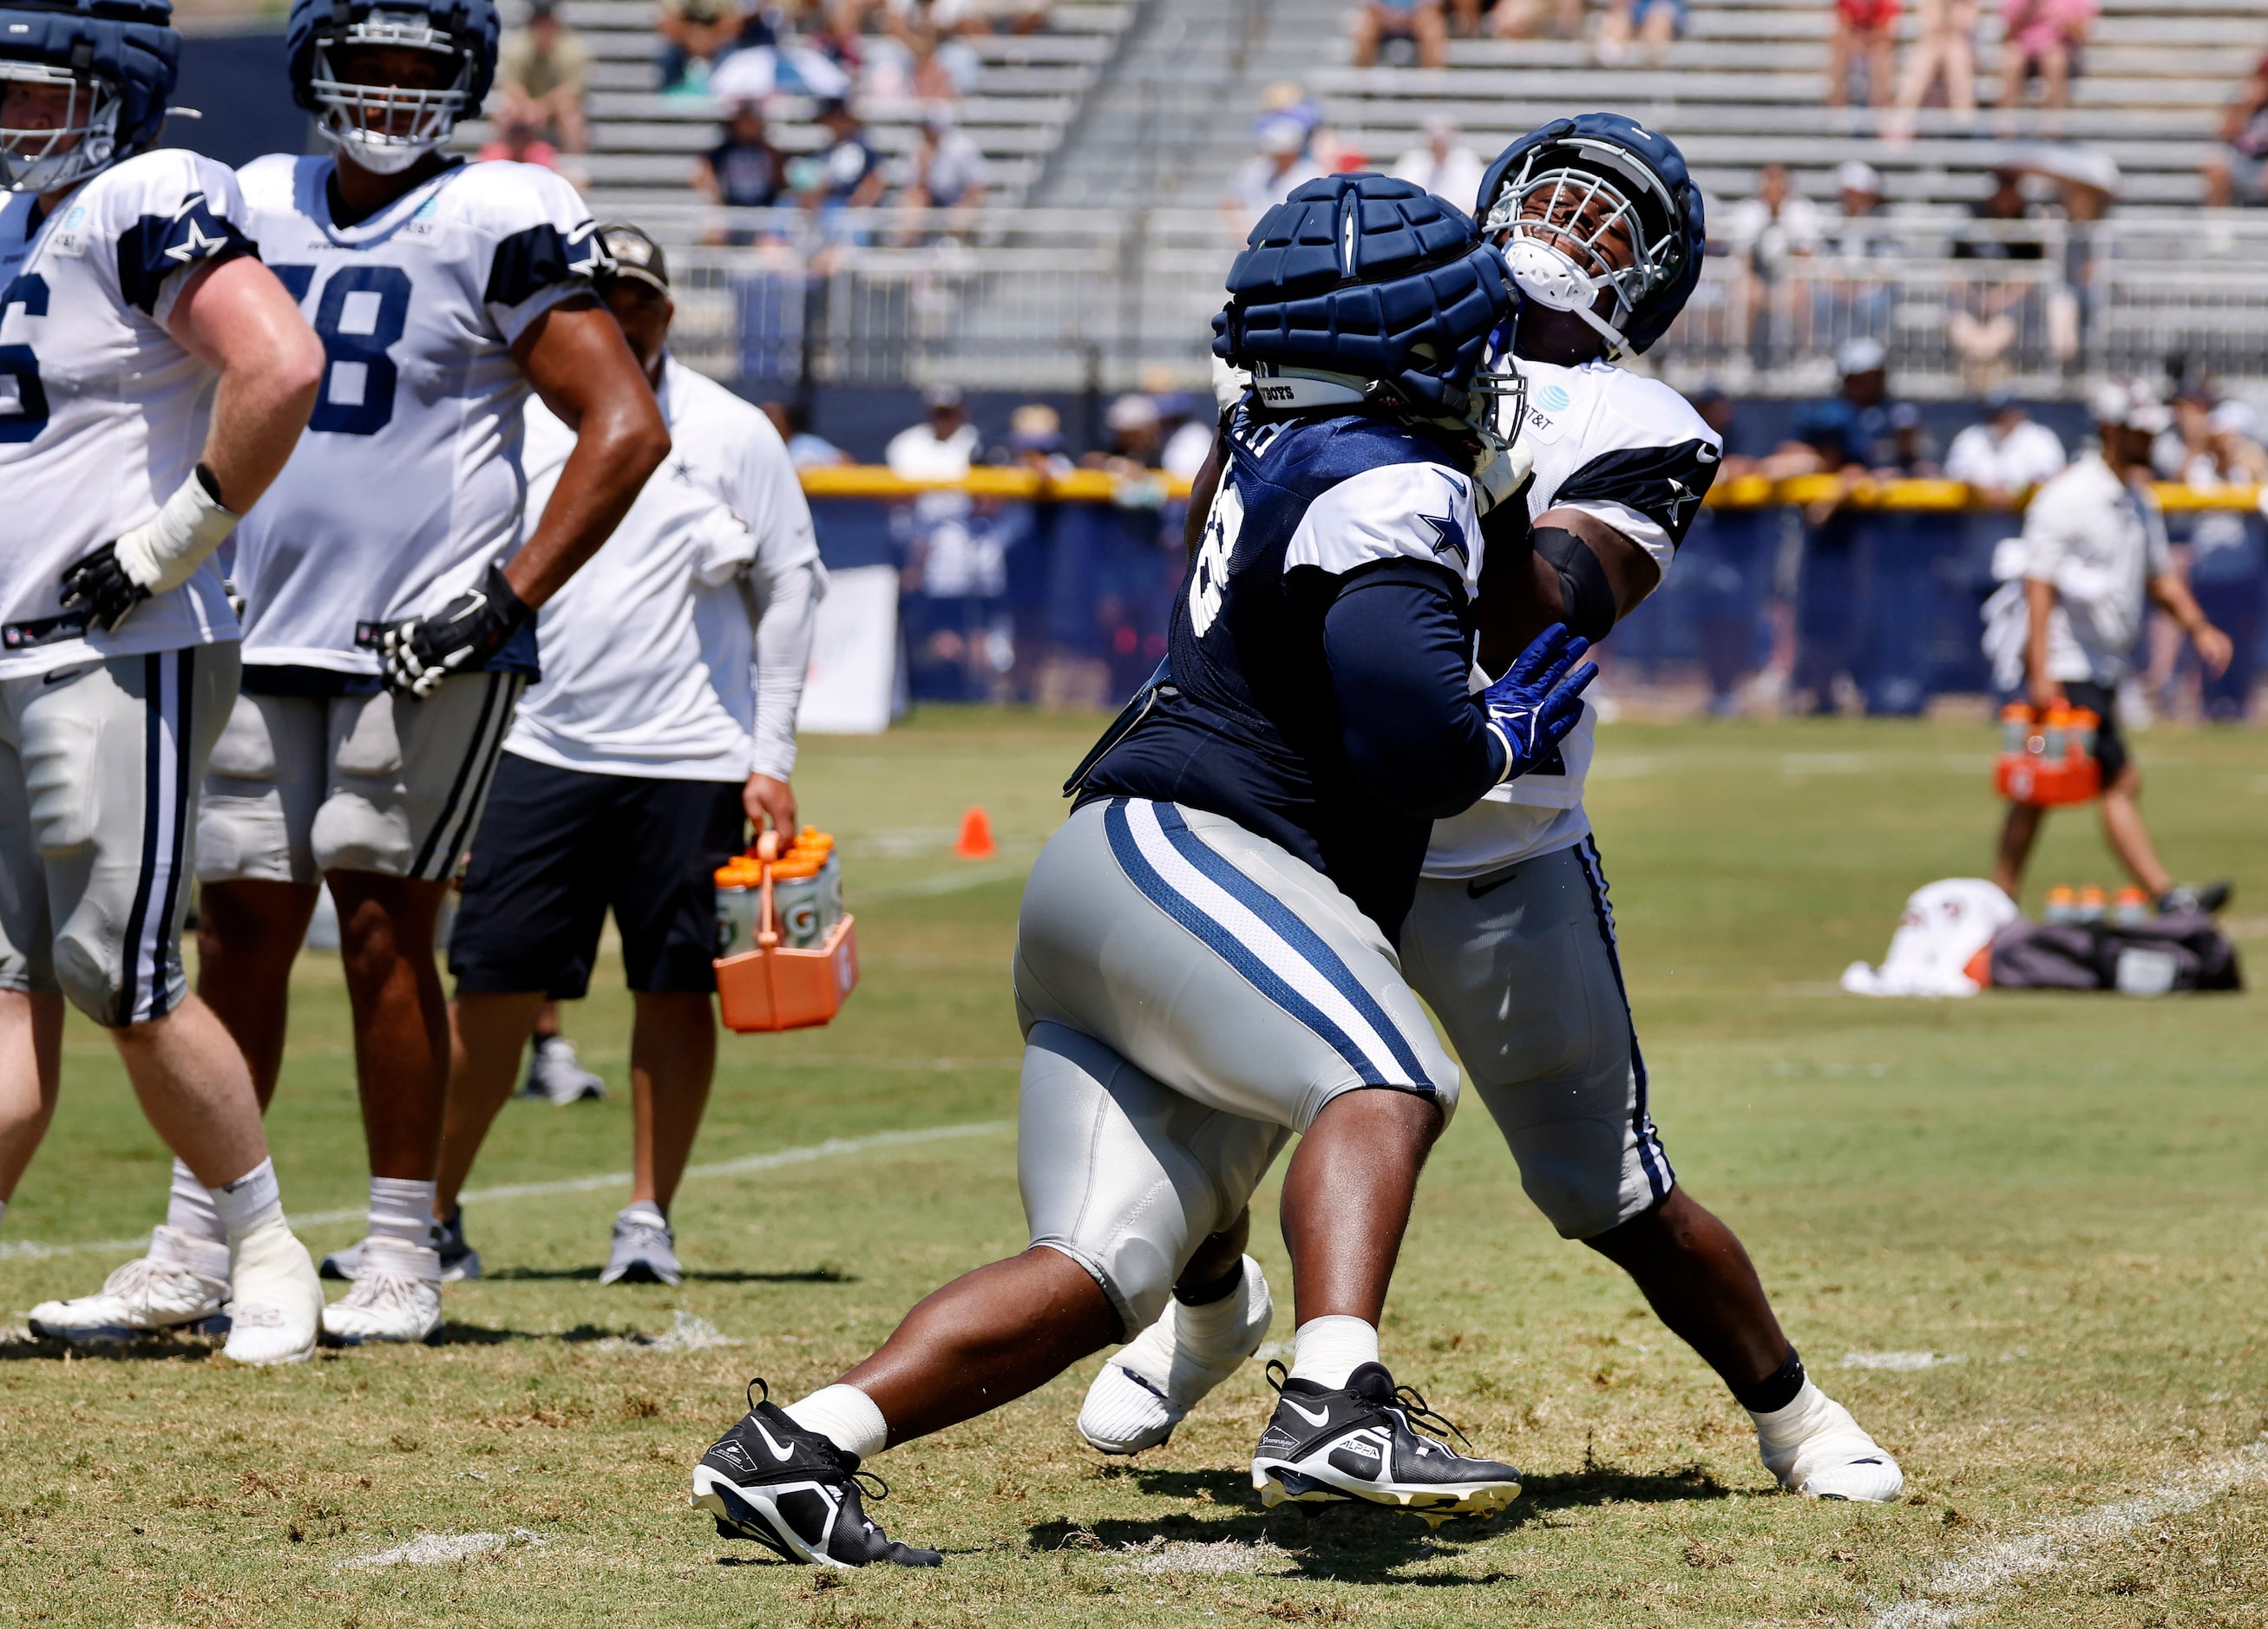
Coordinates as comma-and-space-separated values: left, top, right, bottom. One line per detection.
416, 224, 823, 1286
1078, 118, 1903, 1506
35, 0, 670, 1347
0, 0, 327, 1363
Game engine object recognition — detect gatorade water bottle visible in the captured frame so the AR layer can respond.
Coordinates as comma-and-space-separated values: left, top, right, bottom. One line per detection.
2044, 885, 2078, 924
2076, 884, 2106, 924
2113, 886, 2151, 926
714, 854, 765, 958
2000, 703, 2029, 755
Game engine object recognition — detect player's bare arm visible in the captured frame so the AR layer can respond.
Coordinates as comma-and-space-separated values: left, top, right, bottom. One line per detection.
166, 257, 324, 513
1474, 506, 1661, 671
501, 298, 670, 608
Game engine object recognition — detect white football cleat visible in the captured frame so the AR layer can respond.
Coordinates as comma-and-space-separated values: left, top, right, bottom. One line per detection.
1754, 1380, 1904, 1502
319, 1236, 443, 1344
1078, 1254, 1273, 1455
220, 1216, 323, 1366
27, 1226, 230, 1343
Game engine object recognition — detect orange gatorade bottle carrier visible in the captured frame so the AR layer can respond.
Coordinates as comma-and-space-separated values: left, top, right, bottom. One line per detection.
1994, 703, 2102, 808
713, 827, 858, 1033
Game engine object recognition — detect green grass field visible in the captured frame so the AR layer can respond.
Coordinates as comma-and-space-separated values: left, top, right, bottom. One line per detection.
3, 710, 2265, 1628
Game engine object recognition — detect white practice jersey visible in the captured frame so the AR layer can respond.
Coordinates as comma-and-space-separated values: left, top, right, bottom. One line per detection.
229, 155, 603, 675
0, 150, 250, 678
1425, 357, 1721, 878
505, 357, 823, 782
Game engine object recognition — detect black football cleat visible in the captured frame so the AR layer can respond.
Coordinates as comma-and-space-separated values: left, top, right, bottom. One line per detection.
692, 1380, 941, 1569
1250, 1360, 1522, 1528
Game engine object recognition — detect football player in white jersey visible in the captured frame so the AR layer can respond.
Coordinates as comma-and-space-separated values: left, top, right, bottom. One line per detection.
2, 0, 329, 1363
419, 224, 823, 1288
31, 0, 670, 1346
1078, 117, 1904, 1505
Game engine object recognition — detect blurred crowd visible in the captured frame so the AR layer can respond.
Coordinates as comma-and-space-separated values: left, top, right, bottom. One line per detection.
1655, 349, 2266, 723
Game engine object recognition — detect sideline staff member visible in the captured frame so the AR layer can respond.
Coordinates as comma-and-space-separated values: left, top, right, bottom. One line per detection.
1990, 379, 2232, 912
436, 225, 822, 1285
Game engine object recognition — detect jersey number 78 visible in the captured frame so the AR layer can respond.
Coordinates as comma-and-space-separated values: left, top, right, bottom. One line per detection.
272, 263, 412, 436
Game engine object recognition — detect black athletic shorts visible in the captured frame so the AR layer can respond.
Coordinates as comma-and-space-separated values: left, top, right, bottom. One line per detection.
2062, 681, 2128, 784
448, 753, 745, 998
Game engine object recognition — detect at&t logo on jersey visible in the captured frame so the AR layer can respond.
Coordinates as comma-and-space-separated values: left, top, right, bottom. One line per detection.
1188, 481, 1244, 638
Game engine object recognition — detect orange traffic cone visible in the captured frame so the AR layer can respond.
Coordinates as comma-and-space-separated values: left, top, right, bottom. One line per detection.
954, 806, 996, 860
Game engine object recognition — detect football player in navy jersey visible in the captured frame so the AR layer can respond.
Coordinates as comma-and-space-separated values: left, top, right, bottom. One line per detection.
1079, 115, 1904, 1506
688, 176, 1596, 1568
29, 0, 670, 1348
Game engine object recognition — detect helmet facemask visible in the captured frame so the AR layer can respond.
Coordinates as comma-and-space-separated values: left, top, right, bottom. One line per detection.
1484, 139, 1682, 360
0, 62, 122, 193
310, 11, 472, 174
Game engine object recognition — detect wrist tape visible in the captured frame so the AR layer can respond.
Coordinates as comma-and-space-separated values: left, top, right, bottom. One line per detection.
114, 464, 239, 595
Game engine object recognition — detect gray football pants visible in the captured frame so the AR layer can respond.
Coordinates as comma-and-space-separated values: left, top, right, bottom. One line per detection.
0, 644, 239, 1027
1012, 796, 1459, 1332
1399, 835, 1675, 1240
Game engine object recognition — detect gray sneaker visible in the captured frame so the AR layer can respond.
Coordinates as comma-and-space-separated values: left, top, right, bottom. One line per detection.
600, 1205, 681, 1286
520, 1036, 606, 1104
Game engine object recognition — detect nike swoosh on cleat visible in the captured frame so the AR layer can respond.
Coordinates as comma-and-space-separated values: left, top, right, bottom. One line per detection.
1282, 1398, 1332, 1428
752, 1421, 797, 1462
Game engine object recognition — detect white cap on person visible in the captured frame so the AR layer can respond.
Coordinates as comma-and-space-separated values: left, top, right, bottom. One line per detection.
2089, 377, 2172, 435
1838, 337, 1887, 376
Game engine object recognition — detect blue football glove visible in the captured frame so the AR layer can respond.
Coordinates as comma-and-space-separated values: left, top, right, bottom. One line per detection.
1481, 622, 1597, 785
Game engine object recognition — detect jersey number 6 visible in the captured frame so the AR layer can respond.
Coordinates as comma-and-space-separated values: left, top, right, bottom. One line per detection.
0, 273, 50, 445
272, 264, 412, 437
1187, 480, 1244, 638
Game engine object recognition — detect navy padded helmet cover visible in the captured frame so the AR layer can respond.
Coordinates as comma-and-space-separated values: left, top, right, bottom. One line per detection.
285, 0, 500, 114
1212, 173, 1512, 411
0, 0, 180, 152
1473, 112, 1706, 356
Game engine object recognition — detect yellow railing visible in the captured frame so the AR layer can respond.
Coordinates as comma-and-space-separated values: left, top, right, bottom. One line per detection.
799, 468, 2267, 512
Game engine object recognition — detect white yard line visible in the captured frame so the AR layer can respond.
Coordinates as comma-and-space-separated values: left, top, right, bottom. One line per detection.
0, 1120, 1011, 1261
1871, 1443, 2268, 1628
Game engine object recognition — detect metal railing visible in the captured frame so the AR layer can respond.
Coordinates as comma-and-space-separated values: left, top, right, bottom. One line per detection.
627, 207, 2268, 396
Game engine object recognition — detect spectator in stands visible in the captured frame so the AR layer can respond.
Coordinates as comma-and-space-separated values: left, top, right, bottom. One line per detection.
1085, 395, 1163, 473
1484, 0, 1584, 39
1350, 0, 1448, 69
1996, 0, 2094, 128
1880, 402, 1941, 476
814, 96, 888, 206
477, 108, 567, 176
497, 0, 590, 154
1946, 167, 2046, 389
2203, 52, 2268, 209
1945, 391, 2066, 503
1727, 163, 1822, 367
1596, 0, 1685, 67
892, 107, 989, 210
693, 101, 786, 242
1000, 402, 1070, 474
1391, 116, 1484, 207
1222, 117, 1322, 239
761, 399, 854, 468
656, 0, 744, 90
1819, 160, 1898, 343
1827, 0, 1899, 108
1886, 0, 1977, 140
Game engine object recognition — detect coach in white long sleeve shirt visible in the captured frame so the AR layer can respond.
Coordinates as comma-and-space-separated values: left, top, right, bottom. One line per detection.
432, 226, 824, 1288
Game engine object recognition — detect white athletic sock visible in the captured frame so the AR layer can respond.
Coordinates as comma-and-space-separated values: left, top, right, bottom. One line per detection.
369, 1177, 437, 1250
785, 1384, 889, 1462
1176, 1270, 1254, 1349
166, 1157, 226, 1246
209, 1158, 283, 1242
1289, 1315, 1379, 1390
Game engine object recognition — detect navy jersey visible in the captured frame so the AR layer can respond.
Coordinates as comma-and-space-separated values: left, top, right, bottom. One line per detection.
1083, 404, 1496, 939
